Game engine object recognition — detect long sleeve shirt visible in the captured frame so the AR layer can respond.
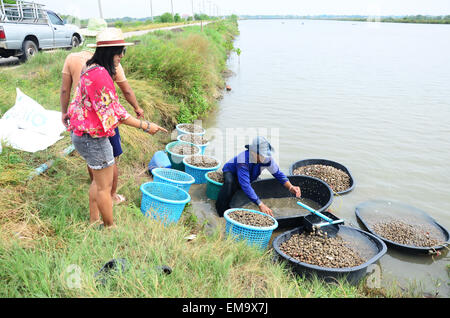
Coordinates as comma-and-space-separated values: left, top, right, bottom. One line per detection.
222, 150, 289, 205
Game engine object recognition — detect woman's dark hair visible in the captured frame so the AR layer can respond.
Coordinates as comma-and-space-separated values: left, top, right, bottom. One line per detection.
86, 46, 125, 78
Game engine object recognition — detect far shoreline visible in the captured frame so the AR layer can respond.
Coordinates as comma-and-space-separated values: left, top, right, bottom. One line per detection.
238, 16, 450, 25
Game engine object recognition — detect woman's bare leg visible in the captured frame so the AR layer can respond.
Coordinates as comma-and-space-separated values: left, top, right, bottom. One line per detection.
111, 161, 119, 202
91, 165, 114, 227
89, 180, 100, 223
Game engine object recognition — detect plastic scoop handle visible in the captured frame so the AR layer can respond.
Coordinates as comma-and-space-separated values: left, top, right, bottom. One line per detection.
296, 201, 334, 223
314, 220, 345, 228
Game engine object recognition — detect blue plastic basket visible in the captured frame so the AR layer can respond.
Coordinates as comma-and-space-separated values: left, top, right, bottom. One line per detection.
165, 141, 201, 171
183, 155, 221, 184
140, 182, 191, 225
152, 168, 195, 192
176, 123, 206, 137
177, 134, 209, 155
224, 208, 278, 249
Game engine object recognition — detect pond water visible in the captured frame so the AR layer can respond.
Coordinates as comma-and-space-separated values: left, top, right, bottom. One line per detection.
200, 19, 450, 296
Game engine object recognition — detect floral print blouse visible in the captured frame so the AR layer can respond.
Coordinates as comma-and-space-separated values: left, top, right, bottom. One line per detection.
68, 65, 130, 138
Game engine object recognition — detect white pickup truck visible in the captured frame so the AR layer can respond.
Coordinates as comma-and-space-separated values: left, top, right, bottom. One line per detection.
0, 0, 83, 62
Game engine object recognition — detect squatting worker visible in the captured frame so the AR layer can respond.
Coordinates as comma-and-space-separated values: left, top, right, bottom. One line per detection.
216, 136, 302, 217
66, 28, 168, 228
60, 30, 144, 205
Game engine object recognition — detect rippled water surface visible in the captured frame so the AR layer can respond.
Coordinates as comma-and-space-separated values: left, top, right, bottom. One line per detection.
203, 19, 450, 296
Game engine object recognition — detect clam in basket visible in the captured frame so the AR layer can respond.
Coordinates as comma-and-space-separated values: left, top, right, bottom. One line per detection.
177, 133, 209, 155
140, 181, 191, 225
289, 158, 355, 195
176, 123, 206, 137
183, 155, 221, 184
151, 168, 195, 193
165, 141, 201, 171
224, 208, 278, 249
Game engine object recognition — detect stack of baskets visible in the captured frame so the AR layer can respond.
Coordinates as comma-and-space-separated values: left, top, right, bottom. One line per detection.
140, 168, 195, 225
224, 208, 278, 249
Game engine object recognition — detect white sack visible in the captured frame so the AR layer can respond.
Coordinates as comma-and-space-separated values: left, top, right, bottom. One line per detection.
0, 88, 66, 153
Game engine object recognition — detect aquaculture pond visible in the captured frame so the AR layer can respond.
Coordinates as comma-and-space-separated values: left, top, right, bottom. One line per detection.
202, 19, 450, 296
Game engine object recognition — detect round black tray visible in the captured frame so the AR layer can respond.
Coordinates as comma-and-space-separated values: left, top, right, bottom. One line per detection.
272, 225, 387, 285
355, 200, 450, 255
289, 158, 355, 195
229, 175, 333, 230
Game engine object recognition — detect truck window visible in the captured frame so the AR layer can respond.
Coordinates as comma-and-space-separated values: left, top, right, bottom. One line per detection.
48, 12, 64, 26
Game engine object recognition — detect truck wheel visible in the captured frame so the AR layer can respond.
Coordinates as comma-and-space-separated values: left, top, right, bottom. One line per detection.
19, 40, 38, 63
71, 35, 80, 48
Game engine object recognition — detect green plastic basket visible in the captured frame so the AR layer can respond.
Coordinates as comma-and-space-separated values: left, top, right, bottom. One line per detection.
205, 171, 223, 200
165, 141, 201, 171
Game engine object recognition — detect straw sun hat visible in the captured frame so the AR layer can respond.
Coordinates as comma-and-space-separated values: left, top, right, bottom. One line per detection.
87, 27, 135, 48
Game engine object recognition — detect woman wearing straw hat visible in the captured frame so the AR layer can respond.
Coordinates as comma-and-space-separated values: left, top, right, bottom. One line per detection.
61, 25, 144, 206
67, 28, 168, 228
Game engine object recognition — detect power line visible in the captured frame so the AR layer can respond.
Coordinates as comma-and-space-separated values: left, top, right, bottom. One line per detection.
150, 0, 153, 21
98, 0, 103, 19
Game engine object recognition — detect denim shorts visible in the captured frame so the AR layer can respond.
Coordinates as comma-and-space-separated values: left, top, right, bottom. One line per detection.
71, 133, 115, 170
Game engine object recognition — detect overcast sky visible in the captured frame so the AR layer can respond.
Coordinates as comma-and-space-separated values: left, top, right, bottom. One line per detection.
36, 0, 450, 19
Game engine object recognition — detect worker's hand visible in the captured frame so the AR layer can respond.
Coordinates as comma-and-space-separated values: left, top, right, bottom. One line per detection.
289, 185, 301, 198
134, 107, 144, 119
62, 112, 70, 128
147, 122, 168, 135
258, 202, 274, 217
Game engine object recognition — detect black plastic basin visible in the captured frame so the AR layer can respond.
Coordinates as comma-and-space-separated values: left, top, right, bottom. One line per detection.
289, 158, 355, 195
229, 175, 333, 230
272, 225, 387, 285
355, 200, 450, 255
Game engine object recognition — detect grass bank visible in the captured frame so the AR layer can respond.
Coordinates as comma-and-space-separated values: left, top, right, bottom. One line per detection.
0, 19, 410, 298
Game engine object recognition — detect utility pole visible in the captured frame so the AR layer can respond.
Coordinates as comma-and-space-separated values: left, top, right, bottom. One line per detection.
192, 0, 195, 21
170, 0, 174, 18
150, 0, 153, 21
98, 0, 103, 19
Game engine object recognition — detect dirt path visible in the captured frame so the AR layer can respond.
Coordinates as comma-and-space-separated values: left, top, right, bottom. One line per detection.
123, 21, 212, 38
0, 21, 213, 68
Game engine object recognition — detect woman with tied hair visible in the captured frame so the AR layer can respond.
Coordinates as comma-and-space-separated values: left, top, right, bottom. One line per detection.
67, 28, 168, 228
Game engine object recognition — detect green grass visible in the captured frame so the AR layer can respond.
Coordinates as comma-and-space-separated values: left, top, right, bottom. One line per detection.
0, 19, 411, 298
